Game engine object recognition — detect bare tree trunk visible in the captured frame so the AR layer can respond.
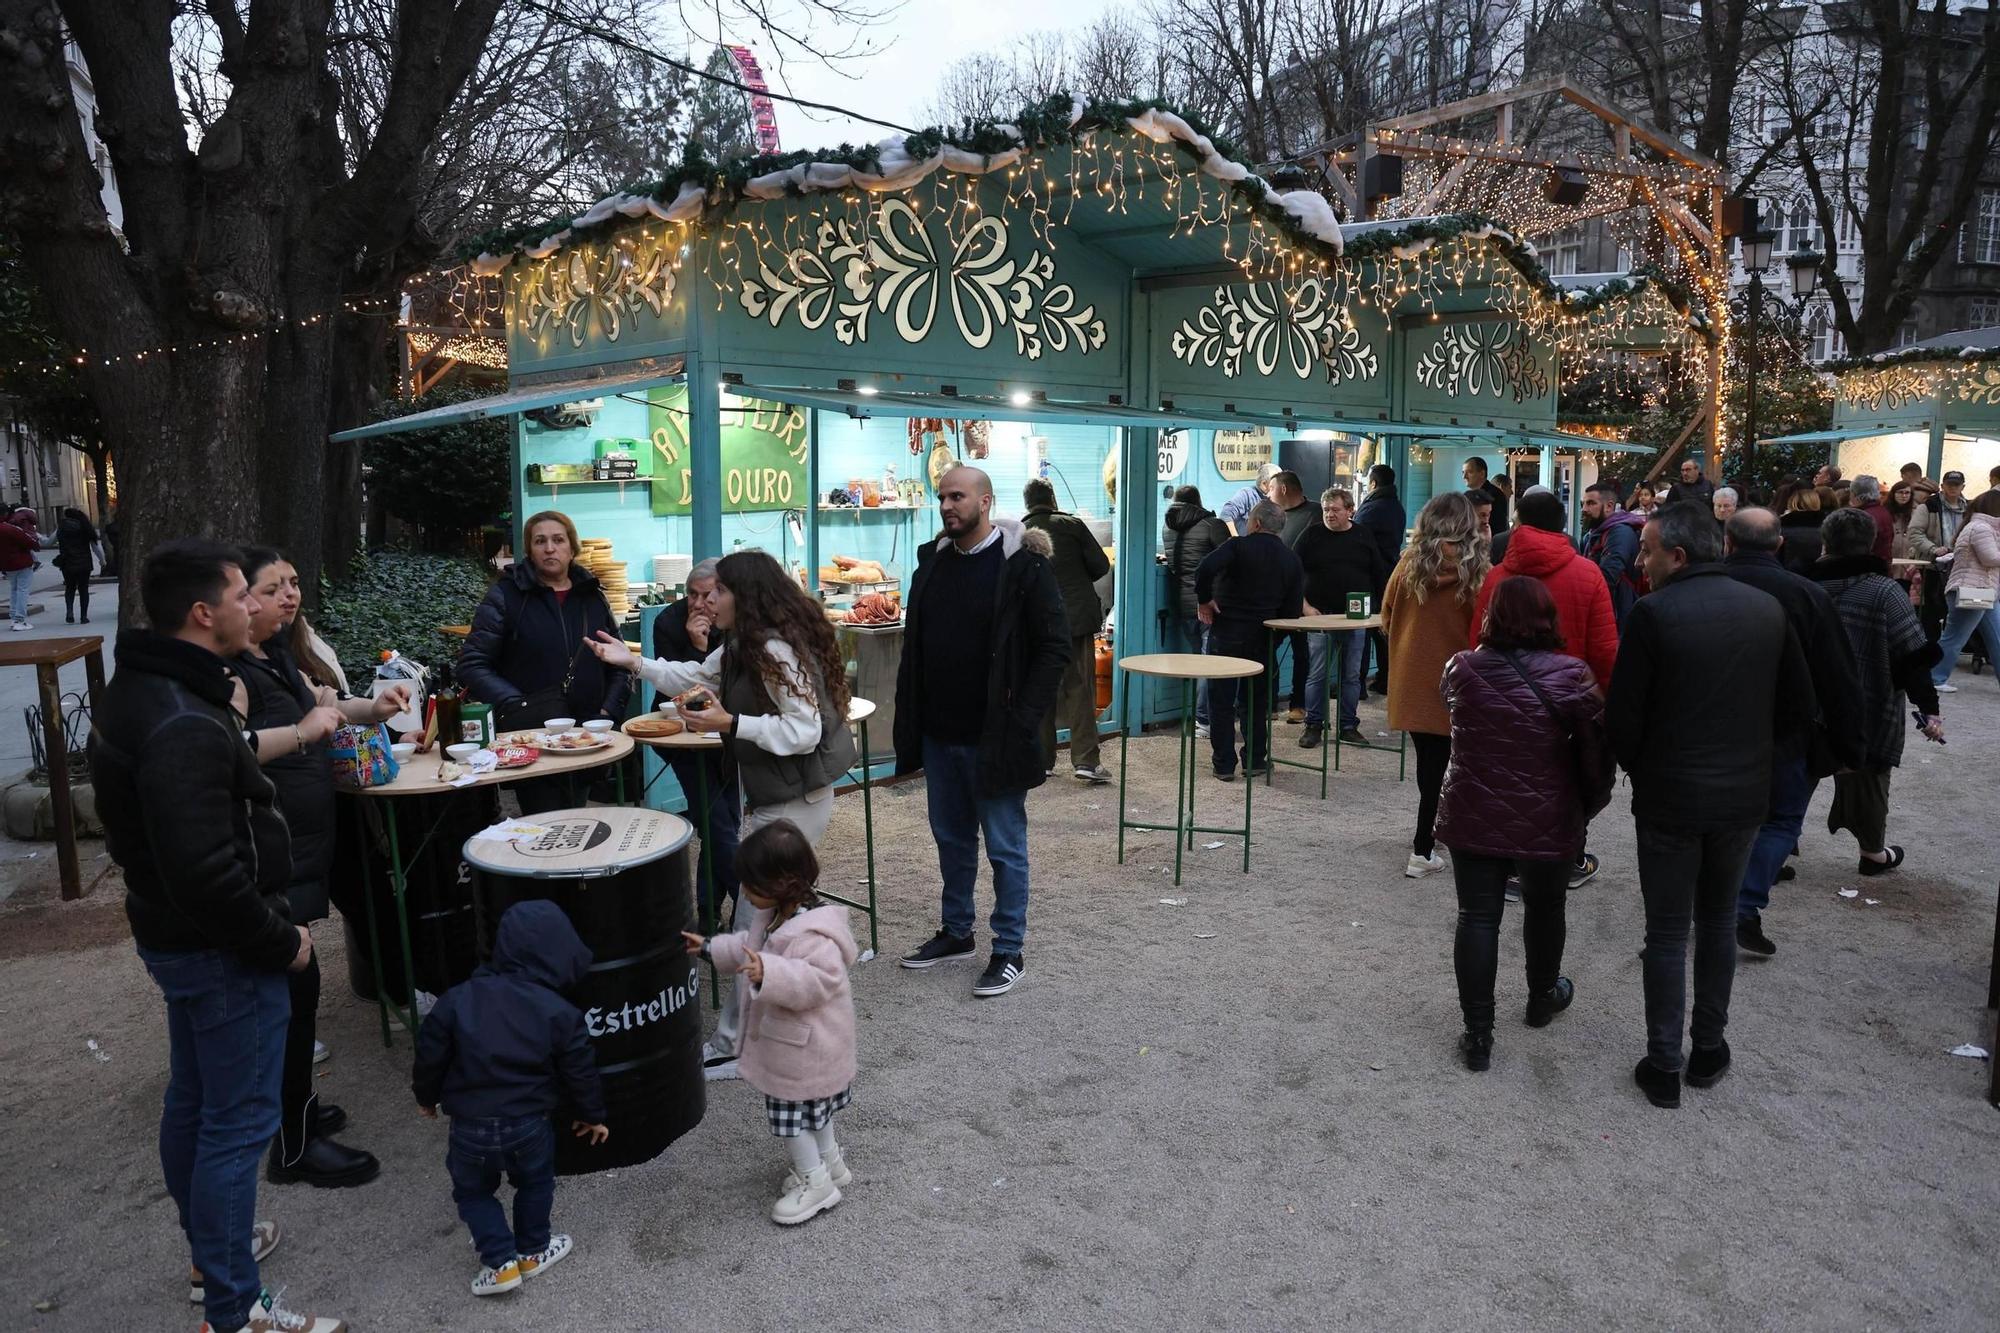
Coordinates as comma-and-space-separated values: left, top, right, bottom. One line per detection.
322, 314, 393, 593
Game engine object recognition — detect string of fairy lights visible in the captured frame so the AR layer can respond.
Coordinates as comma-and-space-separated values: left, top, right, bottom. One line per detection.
10, 121, 1728, 417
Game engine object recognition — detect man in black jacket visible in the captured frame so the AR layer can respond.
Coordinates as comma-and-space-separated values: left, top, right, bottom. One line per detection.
1723, 508, 1866, 955
1608, 504, 1814, 1110
1353, 464, 1405, 693
89, 541, 341, 1333
1162, 486, 1229, 734
895, 466, 1068, 998
1022, 477, 1113, 783
1194, 501, 1305, 780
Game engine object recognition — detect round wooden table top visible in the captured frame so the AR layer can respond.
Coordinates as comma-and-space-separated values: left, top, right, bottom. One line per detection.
352, 731, 635, 797
622, 696, 876, 749
1265, 614, 1385, 632
1119, 652, 1263, 680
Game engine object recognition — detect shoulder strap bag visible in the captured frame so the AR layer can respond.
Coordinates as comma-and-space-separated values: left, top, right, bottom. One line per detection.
1501, 651, 1614, 820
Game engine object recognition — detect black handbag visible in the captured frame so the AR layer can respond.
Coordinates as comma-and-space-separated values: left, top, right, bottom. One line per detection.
497, 641, 588, 732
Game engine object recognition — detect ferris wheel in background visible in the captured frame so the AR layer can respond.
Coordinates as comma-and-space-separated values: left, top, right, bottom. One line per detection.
722, 44, 782, 154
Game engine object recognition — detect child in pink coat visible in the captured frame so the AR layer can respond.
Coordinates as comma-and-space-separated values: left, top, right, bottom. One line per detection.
684, 819, 858, 1225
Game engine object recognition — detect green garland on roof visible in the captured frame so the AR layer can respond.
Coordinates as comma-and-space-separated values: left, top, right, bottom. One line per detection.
454, 92, 1700, 339
1823, 343, 2000, 374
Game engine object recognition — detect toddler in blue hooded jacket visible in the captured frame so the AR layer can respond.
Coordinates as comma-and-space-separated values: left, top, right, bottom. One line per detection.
413, 900, 609, 1298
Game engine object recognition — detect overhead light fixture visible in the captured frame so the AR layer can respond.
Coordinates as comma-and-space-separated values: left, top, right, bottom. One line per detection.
1009, 390, 1031, 406
1364, 153, 1404, 202
856, 385, 879, 396
1542, 164, 1587, 207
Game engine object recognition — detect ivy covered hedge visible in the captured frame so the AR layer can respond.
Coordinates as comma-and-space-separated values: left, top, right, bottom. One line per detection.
316, 551, 492, 689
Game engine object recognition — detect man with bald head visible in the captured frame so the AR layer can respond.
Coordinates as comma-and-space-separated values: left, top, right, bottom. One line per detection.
1722, 506, 1863, 955
895, 465, 1069, 997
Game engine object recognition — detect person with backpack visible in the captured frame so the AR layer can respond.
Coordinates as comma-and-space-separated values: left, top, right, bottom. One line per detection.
1581, 482, 1647, 628
1161, 486, 1230, 737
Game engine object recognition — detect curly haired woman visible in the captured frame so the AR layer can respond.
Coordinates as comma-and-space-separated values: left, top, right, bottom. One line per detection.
590, 549, 858, 1081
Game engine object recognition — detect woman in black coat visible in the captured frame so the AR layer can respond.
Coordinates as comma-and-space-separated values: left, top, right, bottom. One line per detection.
234, 548, 400, 1190
457, 510, 631, 812
51, 508, 99, 623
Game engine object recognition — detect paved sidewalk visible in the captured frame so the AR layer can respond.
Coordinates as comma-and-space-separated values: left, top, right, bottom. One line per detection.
1, 666, 1994, 1329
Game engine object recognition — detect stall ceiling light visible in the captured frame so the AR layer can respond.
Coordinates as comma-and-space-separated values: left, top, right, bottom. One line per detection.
1009, 390, 1031, 406
857, 385, 879, 396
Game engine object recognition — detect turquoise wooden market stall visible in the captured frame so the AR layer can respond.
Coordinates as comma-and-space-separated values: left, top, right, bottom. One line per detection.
1762, 328, 2000, 485
335, 97, 1696, 792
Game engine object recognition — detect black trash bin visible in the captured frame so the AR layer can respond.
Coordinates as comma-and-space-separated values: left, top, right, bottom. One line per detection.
333, 787, 495, 1004
465, 806, 704, 1175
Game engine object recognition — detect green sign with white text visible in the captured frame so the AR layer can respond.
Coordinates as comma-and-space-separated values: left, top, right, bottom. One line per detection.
648, 385, 809, 515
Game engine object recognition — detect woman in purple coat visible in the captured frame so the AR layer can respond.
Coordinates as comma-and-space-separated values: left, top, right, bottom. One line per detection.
1436, 577, 1614, 1071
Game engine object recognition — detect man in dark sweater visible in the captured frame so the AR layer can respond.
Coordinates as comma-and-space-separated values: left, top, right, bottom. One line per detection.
1291, 487, 1389, 747
89, 541, 342, 1333
1722, 508, 1865, 956
1194, 501, 1304, 779
896, 466, 1068, 998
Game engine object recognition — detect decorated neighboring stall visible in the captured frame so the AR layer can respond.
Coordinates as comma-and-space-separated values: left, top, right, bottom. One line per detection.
336, 94, 1705, 771
1766, 327, 2000, 484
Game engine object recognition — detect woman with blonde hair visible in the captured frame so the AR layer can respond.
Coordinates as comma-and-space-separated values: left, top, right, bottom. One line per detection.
1779, 483, 1828, 574
1381, 491, 1491, 878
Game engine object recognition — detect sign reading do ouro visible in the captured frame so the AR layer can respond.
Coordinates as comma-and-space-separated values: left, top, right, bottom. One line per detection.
648, 384, 808, 515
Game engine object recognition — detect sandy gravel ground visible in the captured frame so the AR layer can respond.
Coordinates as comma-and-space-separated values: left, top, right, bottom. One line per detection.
1, 672, 1996, 1331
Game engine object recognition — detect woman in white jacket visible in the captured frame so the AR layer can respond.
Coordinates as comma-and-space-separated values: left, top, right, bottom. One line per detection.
1931, 491, 2000, 691
590, 549, 857, 1080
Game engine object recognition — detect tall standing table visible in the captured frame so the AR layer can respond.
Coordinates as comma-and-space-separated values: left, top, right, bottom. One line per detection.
0, 635, 106, 899
1116, 652, 1263, 886
1261, 614, 1402, 797
624, 697, 881, 957
348, 733, 635, 1045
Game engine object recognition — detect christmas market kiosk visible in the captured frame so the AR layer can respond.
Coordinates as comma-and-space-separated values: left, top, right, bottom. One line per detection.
334, 96, 1701, 785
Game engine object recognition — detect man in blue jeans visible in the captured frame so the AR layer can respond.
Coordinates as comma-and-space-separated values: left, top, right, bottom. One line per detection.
895, 466, 1069, 998
1722, 508, 1864, 955
88, 541, 344, 1333
1290, 486, 1389, 748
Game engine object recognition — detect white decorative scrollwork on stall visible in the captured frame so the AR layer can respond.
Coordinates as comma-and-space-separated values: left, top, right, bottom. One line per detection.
1415, 321, 1549, 403
518, 238, 678, 347
1168, 280, 1380, 385
737, 198, 1107, 359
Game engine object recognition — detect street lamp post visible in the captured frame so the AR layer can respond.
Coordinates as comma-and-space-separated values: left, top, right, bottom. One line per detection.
1737, 230, 1824, 477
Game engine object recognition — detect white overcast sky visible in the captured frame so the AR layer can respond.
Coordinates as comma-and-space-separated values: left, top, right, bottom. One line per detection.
726, 0, 1125, 150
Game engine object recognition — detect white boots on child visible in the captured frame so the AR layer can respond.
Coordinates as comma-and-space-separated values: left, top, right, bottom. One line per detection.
773, 1146, 849, 1225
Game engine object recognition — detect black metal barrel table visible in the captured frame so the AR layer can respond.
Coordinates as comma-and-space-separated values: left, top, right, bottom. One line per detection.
463, 805, 703, 1174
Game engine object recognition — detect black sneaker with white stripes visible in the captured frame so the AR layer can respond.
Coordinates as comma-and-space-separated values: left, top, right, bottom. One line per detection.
972, 952, 1024, 997
900, 929, 974, 969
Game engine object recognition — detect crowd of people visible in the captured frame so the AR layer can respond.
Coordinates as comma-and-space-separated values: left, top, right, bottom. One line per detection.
86, 445, 1994, 1330
1166, 451, 1990, 1105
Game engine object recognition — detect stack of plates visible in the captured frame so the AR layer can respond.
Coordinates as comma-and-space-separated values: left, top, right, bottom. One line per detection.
653, 553, 693, 588
577, 539, 631, 617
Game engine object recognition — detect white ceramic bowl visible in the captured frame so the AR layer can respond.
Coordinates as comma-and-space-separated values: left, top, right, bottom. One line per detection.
390, 742, 417, 762
656, 700, 679, 718
543, 716, 576, 730
582, 718, 614, 733
445, 742, 480, 761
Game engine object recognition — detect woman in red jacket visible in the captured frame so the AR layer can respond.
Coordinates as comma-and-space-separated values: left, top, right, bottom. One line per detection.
1436, 577, 1613, 1072
1, 507, 42, 631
